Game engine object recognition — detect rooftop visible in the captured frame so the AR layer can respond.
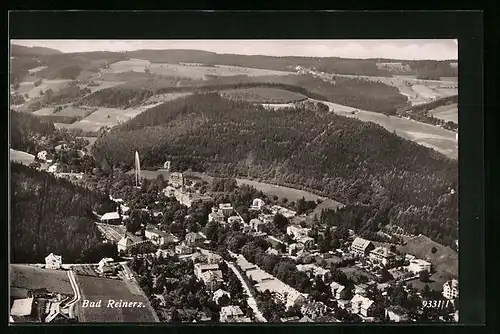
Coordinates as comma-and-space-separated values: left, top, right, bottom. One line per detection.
351, 237, 372, 250
101, 212, 120, 220
10, 298, 33, 317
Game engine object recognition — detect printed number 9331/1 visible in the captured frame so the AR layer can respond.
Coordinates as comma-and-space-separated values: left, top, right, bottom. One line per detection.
422, 300, 451, 309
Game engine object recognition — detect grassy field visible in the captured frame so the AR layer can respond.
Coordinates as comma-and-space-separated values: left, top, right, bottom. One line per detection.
75, 275, 157, 322
398, 234, 458, 278
53, 106, 96, 118
10, 149, 35, 165
103, 59, 294, 80
32, 107, 55, 116
310, 99, 458, 159
16, 79, 72, 99
10, 264, 74, 295
428, 103, 458, 123
221, 87, 307, 103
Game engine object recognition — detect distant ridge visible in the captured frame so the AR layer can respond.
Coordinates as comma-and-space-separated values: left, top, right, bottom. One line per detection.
10, 44, 63, 57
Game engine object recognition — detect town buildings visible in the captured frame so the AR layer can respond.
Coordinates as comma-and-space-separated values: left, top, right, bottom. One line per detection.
271, 205, 297, 218
219, 306, 251, 323
407, 258, 432, 274
369, 247, 396, 266
442, 279, 459, 300
145, 226, 179, 246
385, 306, 409, 322
350, 237, 375, 257
185, 232, 206, 247
100, 212, 121, 224
330, 282, 349, 300
218, 203, 234, 216
250, 198, 265, 210
351, 294, 375, 317
175, 244, 193, 255
169, 172, 185, 188
286, 225, 311, 240
45, 253, 62, 269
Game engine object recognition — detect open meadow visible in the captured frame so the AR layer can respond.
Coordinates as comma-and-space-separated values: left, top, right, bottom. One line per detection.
16, 79, 72, 99
102, 59, 294, 80
75, 275, 158, 322
10, 264, 74, 295
10, 149, 35, 165
428, 103, 458, 123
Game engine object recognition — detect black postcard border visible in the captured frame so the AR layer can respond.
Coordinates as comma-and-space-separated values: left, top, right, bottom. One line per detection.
4, 10, 491, 334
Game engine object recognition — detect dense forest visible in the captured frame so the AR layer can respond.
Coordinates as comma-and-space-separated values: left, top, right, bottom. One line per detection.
10, 163, 117, 263
78, 74, 408, 113
10, 111, 56, 154
92, 93, 458, 246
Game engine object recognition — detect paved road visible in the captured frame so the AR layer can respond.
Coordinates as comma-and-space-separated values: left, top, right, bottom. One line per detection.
227, 261, 267, 322
65, 270, 81, 319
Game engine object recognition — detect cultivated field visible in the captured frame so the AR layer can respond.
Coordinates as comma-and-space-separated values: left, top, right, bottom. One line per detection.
75, 275, 158, 322
310, 99, 458, 159
10, 149, 35, 165
16, 79, 72, 99
55, 103, 162, 132
32, 107, 56, 116
103, 59, 294, 79
54, 106, 96, 118
10, 264, 74, 295
221, 87, 307, 103
428, 103, 458, 123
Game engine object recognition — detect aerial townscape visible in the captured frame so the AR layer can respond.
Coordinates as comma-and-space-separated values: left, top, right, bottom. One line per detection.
9, 40, 459, 324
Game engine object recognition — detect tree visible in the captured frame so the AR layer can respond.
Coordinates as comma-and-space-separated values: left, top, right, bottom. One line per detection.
273, 213, 289, 233
126, 209, 143, 233
431, 246, 438, 254
419, 270, 430, 282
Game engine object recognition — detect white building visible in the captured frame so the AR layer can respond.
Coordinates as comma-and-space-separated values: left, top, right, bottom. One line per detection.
286, 225, 311, 240
47, 163, 59, 173
296, 264, 329, 280
163, 160, 171, 171
271, 205, 297, 218
100, 212, 121, 224
250, 198, 266, 210
117, 235, 135, 253
219, 306, 251, 323
37, 150, 48, 161
350, 237, 375, 257
369, 247, 396, 266
385, 306, 409, 322
443, 279, 459, 300
45, 253, 62, 269
254, 278, 306, 309
351, 294, 375, 317
407, 259, 432, 274
145, 227, 179, 246
98, 258, 115, 274
330, 281, 348, 300
175, 244, 193, 255
10, 298, 34, 317
218, 203, 234, 216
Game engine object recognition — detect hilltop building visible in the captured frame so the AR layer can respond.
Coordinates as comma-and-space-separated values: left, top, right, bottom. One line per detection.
350, 237, 375, 257
45, 253, 62, 269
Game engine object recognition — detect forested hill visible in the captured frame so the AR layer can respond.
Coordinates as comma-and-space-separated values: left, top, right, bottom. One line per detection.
10, 163, 117, 263
92, 93, 458, 245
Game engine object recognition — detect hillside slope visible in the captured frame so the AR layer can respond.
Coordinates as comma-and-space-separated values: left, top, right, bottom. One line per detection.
10, 162, 117, 263
92, 93, 458, 245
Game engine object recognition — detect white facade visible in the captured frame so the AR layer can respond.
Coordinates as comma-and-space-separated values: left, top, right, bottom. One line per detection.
45, 253, 62, 269
407, 259, 432, 274
250, 198, 266, 210
443, 279, 459, 300
286, 225, 310, 239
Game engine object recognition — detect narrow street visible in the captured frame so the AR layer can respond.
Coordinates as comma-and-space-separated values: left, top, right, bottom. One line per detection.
227, 261, 267, 323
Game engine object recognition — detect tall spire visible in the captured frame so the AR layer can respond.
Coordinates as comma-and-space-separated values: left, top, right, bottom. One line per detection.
135, 151, 141, 187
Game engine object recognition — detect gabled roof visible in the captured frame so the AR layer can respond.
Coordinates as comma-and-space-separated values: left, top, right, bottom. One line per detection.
118, 235, 134, 246
101, 212, 120, 220
10, 298, 33, 316
351, 237, 372, 250
45, 253, 62, 262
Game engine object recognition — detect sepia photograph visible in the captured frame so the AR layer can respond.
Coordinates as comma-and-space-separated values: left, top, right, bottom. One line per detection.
9, 38, 459, 324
